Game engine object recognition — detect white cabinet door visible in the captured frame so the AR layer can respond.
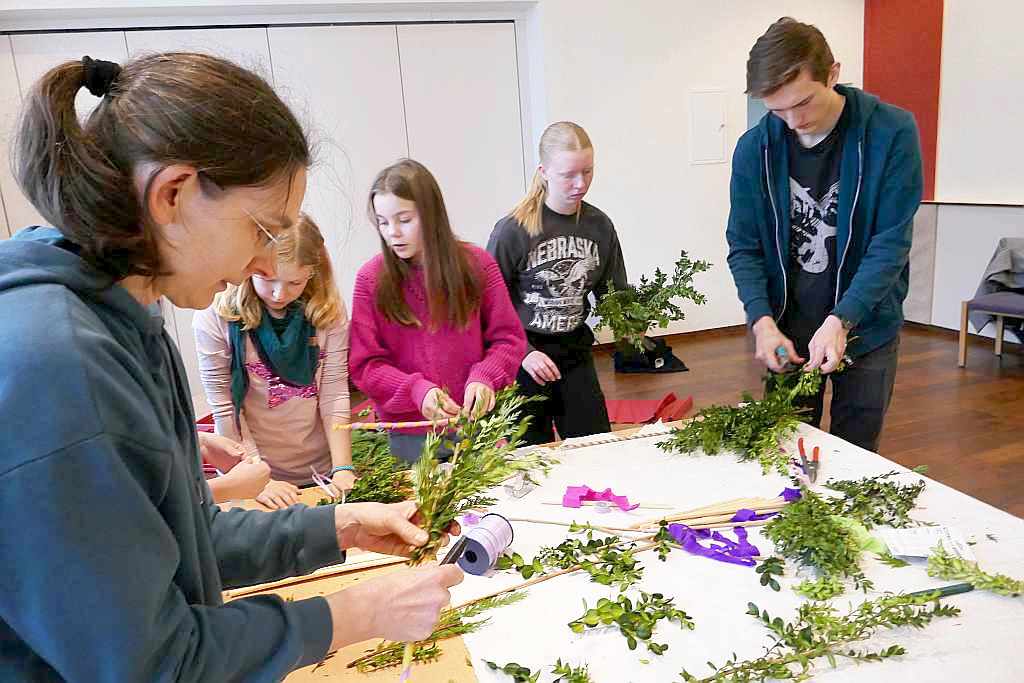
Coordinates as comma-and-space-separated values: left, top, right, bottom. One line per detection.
3, 31, 128, 234
124, 27, 274, 418
398, 23, 526, 247
124, 27, 272, 80
268, 24, 408, 305
0, 36, 17, 239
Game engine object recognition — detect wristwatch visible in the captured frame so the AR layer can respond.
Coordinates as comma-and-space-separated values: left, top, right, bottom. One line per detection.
833, 314, 855, 331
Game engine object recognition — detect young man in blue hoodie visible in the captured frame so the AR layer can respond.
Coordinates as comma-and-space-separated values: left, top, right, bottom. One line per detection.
727, 18, 923, 452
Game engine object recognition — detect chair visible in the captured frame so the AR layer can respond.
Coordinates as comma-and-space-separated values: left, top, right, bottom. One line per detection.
958, 292, 1024, 367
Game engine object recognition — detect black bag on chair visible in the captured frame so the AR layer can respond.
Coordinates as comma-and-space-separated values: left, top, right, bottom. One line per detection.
613, 336, 689, 374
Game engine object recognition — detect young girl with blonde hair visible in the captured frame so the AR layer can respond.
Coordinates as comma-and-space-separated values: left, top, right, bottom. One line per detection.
194, 213, 354, 508
487, 121, 627, 445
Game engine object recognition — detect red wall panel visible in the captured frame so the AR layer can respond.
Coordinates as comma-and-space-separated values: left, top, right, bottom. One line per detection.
864, 0, 943, 200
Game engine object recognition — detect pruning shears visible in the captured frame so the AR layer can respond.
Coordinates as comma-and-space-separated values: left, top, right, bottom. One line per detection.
774, 345, 799, 373
798, 437, 820, 483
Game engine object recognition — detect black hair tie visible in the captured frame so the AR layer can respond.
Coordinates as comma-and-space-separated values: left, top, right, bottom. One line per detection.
81, 55, 122, 97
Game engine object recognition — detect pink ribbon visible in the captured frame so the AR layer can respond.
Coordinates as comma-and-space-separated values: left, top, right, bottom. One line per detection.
562, 485, 639, 512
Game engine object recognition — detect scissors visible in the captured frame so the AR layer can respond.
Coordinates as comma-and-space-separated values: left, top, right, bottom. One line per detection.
797, 437, 820, 483
311, 466, 346, 504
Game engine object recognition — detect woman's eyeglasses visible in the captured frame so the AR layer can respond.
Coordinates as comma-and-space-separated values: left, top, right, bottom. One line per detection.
243, 208, 282, 247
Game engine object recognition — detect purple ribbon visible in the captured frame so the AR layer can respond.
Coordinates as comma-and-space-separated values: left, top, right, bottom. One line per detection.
667, 523, 761, 566
728, 488, 802, 523
780, 487, 802, 502
663, 489, 799, 567
731, 508, 776, 522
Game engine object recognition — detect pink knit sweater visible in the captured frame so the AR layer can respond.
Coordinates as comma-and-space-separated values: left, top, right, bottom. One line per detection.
349, 244, 526, 433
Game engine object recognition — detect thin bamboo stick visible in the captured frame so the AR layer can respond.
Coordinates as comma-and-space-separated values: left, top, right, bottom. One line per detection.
649, 503, 787, 527
333, 418, 454, 431
224, 555, 406, 598
452, 541, 659, 610
505, 517, 653, 534
630, 497, 786, 529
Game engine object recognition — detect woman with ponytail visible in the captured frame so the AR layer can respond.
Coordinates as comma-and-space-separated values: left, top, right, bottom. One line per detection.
487, 121, 627, 445
0, 53, 460, 681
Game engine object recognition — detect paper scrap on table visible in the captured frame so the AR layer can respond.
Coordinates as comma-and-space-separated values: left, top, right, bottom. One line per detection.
876, 525, 976, 562
634, 420, 673, 437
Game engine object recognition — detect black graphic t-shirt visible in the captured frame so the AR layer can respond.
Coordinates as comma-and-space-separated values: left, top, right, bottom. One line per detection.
486, 202, 627, 345
779, 98, 849, 351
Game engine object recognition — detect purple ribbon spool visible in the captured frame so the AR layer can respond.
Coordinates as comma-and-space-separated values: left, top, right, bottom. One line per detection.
457, 513, 514, 576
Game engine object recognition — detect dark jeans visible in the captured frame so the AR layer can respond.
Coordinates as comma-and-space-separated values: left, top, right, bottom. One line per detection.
518, 326, 611, 446
773, 335, 900, 453
388, 433, 454, 465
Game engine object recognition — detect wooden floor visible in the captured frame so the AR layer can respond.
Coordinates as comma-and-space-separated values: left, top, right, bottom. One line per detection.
594, 324, 1024, 518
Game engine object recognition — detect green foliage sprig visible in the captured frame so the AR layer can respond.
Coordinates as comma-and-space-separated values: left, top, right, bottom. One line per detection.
681, 593, 960, 682
316, 430, 411, 506
408, 387, 553, 565
755, 556, 785, 592
875, 551, 911, 568
652, 521, 676, 561
824, 469, 926, 529
484, 659, 593, 683
568, 592, 695, 655
484, 661, 539, 682
793, 575, 846, 601
763, 489, 872, 597
348, 593, 526, 672
497, 527, 643, 590
551, 659, 593, 682
928, 545, 1024, 597
594, 250, 711, 350
657, 370, 825, 475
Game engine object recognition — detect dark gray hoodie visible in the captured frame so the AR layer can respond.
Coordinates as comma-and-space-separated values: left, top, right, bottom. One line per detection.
0, 227, 343, 681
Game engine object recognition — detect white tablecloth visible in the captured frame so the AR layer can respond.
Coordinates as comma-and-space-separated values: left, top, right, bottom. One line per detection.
449, 424, 1024, 683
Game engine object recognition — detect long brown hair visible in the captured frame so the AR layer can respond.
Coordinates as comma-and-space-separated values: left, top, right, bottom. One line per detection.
13, 52, 310, 279
368, 159, 481, 329
746, 17, 835, 98
215, 213, 344, 330
510, 121, 593, 237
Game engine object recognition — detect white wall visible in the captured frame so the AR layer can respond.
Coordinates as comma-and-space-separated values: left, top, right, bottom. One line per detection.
1, 1, 866, 336
0, 17, 527, 417
931, 205, 1024, 342
533, 0, 864, 337
935, 0, 1024, 203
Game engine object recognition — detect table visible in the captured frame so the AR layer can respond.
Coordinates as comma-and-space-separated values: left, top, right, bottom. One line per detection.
229, 424, 1024, 682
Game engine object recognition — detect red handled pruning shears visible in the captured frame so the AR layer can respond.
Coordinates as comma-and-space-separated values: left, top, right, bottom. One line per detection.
798, 437, 820, 483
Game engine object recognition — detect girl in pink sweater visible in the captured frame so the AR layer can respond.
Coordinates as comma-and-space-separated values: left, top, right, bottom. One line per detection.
349, 159, 527, 463
194, 215, 353, 508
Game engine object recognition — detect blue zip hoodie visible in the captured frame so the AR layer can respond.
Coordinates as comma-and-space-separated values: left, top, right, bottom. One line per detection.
0, 228, 343, 681
726, 85, 923, 357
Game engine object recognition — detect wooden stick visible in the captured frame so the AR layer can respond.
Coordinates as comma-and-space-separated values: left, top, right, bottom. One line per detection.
505, 517, 653, 534
636, 496, 762, 523
452, 541, 660, 610
224, 554, 407, 598
333, 418, 454, 431
630, 497, 786, 529
649, 503, 787, 527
